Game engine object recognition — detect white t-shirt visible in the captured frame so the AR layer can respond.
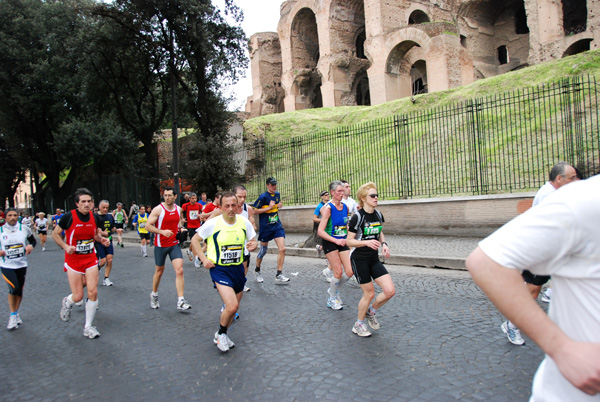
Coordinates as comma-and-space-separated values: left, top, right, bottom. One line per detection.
35, 218, 48, 231
532, 181, 556, 207
0, 223, 33, 269
479, 175, 600, 402
342, 197, 358, 217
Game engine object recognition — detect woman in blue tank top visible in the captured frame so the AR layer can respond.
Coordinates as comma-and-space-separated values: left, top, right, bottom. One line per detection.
317, 181, 355, 311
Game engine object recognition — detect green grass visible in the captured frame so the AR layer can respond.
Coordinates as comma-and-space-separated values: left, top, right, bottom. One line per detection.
244, 50, 600, 140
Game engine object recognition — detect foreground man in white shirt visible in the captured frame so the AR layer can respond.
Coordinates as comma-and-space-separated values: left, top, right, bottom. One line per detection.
466, 175, 600, 401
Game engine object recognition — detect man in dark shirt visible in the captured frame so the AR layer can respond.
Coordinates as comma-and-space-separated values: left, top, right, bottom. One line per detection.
95, 200, 116, 286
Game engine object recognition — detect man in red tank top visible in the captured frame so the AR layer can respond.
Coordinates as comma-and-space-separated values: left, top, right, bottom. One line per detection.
53, 188, 110, 339
145, 187, 191, 311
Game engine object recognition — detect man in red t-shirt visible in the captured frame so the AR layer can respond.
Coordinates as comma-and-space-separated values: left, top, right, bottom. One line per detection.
181, 193, 202, 265
200, 192, 222, 219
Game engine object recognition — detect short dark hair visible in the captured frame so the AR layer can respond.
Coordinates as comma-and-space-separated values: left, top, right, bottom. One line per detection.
232, 184, 247, 194
220, 192, 238, 204
214, 192, 222, 200
74, 188, 93, 203
549, 162, 570, 182
163, 186, 175, 195
340, 180, 349, 185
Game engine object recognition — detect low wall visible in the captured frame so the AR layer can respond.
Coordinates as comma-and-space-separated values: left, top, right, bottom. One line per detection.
276, 192, 536, 237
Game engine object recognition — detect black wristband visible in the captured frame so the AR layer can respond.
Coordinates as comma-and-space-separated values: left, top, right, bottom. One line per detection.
382, 241, 388, 246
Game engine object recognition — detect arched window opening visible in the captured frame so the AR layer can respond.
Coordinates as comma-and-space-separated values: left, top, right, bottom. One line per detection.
354, 73, 370, 106
515, 5, 529, 34
410, 60, 428, 95
408, 10, 430, 25
497, 45, 509, 65
460, 35, 467, 48
563, 39, 592, 57
563, 0, 587, 35
355, 30, 367, 59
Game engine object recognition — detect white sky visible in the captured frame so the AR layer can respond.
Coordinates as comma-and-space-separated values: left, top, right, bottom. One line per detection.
215, 0, 285, 111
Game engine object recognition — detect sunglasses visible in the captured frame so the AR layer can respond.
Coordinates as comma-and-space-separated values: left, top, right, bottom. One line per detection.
368, 194, 378, 198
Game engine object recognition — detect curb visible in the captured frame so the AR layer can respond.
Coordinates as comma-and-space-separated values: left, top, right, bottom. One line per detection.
122, 235, 467, 271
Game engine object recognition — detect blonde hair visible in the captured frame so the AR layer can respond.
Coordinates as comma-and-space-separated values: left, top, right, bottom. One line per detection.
356, 182, 377, 208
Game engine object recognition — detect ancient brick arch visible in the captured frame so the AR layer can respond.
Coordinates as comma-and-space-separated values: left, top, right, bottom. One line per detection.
247, 0, 598, 117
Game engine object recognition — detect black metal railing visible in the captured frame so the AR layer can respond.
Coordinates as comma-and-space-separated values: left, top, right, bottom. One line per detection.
236, 75, 600, 205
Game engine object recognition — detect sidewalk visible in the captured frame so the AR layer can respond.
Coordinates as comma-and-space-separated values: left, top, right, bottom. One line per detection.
121, 229, 482, 270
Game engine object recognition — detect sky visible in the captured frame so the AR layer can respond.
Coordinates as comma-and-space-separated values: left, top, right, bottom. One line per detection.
215, 0, 285, 111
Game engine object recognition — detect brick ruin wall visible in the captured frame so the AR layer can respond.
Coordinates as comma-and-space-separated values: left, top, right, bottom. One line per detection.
246, 0, 599, 118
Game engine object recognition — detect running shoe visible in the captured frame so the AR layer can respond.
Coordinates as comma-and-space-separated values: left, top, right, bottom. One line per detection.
186, 249, 193, 261
243, 285, 251, 292
214, 332, 230, 352
15, 313, 22, 325
194, 256, 202, 268
42, 247, 45, 251
150, 292, 160, 309
275, 273, 290, 283
327, 296, 343, 310
327, 288, 342, 305
103, 277, 113, 287
366, 310, 380, 330
254, 271, 264, 283
7, 314, 19, 330
143, 253, 148, 258
83, 326, 100, 339
177, 299, 192, 310
316, 244, 323, 257
214, 331, 235, 348
352, 321, 372, 337
60, 297, 72, 321
322, 267, 333, 283
120, 243, 124, 248
501, 321, 525, 345
541, 288, 552, 303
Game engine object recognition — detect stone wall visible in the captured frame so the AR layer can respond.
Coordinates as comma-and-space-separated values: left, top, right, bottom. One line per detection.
247, 0, 599, 118
272, 193, 535, 237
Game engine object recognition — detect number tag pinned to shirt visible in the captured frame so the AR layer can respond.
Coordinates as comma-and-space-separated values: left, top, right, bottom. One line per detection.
76, 239, 95, 254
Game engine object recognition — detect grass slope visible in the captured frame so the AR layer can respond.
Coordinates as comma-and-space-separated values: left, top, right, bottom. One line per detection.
244, 50, 600, 140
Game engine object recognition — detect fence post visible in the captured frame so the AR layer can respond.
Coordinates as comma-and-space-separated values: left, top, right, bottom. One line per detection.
467, 100, 487, 194
394, 115, 412, 198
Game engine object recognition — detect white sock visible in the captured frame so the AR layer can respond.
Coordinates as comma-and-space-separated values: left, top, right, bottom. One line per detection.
152, 291, 158, 296
142, 245, 147, 254
178, 296, 184, 302
66, 294, 75, 307
329, 277, 340, 297
85, 299, 98, 328
338, 272, 350, 287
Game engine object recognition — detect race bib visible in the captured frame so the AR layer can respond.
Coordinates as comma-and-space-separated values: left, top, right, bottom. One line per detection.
5, 244, 25, 259
139, 222, 146, 229
38, 224, 46, 230
363, 223, 382, 236
190, 210, 199, 220
76, 239, 95, 254
268, 214, 279, 224
220, 244, 243, 265
334, 225, 348, 237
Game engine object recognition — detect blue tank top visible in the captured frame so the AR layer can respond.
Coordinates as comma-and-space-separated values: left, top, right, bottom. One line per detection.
324, 202, 348, 239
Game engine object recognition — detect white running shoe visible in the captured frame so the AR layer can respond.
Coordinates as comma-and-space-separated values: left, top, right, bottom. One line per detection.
327, 288, 342, 305
322, 267, 333, 283
243, 285, 251, 292
60, 297, 72, 321
254, 271, 264, 283
275, 273, 290, 283
214, 332, 230, 352
103, 277, 113, 287
194, 256, 202, 268
327, 297, 343, 310
143, 253, 148, 258
15, 313, 22, 325
7, 314, 19, 330
186, 249, 193, 261
501, 321, 525, 346
150, 292, 159, 309
42, 247, 45, 251
366, 310, 380, 330
83, 326, 100, 339
213, 331, 235, 349
352, 321, 372, 337
177, 299, 192, 310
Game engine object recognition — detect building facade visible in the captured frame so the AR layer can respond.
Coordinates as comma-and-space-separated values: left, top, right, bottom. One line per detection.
246, 0, 597, 118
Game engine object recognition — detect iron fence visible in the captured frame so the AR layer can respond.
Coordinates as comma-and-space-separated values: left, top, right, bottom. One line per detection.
236, 75, 600, 205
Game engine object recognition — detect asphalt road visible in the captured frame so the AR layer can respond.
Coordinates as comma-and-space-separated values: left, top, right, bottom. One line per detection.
0, 237, 545, 401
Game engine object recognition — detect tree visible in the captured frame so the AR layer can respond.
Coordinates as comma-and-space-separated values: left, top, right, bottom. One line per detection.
92, 0, 249, 194
0, 0, 139, 209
